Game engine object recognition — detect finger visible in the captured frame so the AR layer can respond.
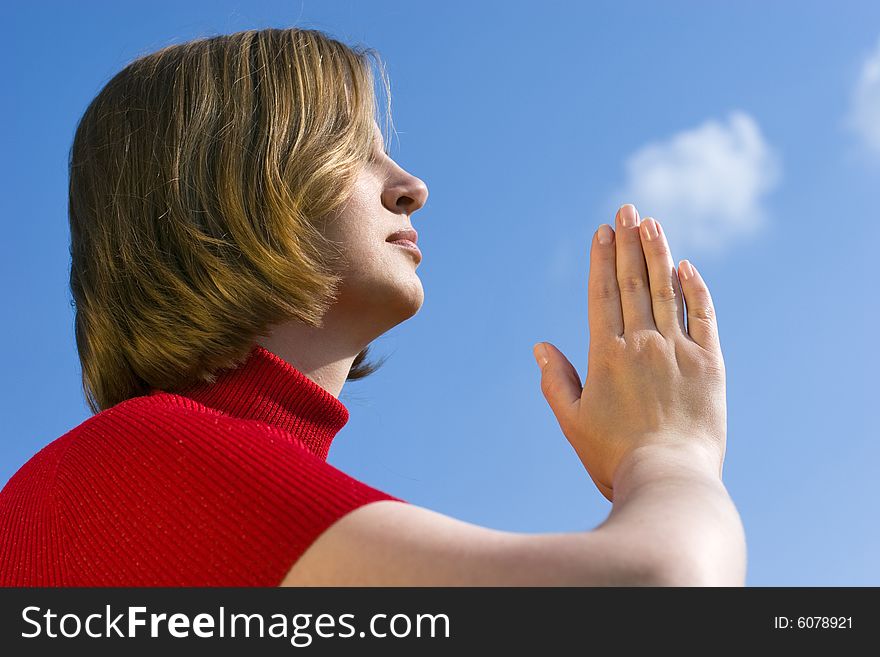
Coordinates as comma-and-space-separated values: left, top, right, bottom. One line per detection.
615, 204, 655, 334
678, 260, 720, 351
588, 223, 622, 340
534, 341, 583, 428
638, 217, 686, 338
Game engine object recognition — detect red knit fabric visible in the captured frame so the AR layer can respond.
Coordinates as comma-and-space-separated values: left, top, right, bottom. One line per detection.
0, 344, 405, 586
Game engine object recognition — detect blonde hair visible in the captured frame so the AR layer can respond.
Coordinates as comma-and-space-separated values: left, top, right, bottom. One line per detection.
68, 27, 392, 414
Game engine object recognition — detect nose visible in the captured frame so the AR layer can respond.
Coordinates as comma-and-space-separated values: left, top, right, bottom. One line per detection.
383, 166, 429, 217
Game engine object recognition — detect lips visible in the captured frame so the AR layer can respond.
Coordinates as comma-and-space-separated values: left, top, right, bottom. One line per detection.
385, 228, 418, 244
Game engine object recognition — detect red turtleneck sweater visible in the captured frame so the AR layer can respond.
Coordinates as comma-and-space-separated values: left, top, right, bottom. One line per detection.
0, 344, 405, 586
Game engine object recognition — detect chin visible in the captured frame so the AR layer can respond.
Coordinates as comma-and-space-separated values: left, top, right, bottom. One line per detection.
341, 275, 424, 330
393, 278, 424, 319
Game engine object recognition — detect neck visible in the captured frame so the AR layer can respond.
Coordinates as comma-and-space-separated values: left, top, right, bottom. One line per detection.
255, 306, 375, 400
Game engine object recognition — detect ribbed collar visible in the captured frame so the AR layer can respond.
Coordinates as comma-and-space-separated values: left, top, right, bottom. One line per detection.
150, 344, 350, 461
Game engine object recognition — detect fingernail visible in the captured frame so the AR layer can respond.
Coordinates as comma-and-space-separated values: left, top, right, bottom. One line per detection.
619, 204, 639, 228
640, 218, 659, 241
680, 260, 695, 281
533, 343, 549, 367
597, 224, 613, 245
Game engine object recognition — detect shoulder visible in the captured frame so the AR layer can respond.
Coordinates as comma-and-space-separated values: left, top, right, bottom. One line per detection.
2, 392, 319, 499
68, 394, 401, 585
2, 391, 403, 586
65, 392, 315, 462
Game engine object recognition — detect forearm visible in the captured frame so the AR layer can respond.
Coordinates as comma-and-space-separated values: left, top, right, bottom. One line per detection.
598, 443, 747, 586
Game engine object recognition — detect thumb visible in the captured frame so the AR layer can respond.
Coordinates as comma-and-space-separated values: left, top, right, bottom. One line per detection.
533, 342, 583, 421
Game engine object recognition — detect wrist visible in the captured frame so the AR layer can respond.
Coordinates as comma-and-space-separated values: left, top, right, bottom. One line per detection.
612, 440, 723, 492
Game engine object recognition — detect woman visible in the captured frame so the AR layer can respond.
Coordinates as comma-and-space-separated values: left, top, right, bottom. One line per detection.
0, 27, 745, 586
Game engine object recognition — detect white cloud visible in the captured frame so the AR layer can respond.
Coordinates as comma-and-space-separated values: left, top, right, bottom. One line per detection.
847, 36, 880, 154
616, 111, 780, 254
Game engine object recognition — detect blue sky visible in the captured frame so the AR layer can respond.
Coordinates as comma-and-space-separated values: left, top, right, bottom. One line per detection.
3, 1, 878, 586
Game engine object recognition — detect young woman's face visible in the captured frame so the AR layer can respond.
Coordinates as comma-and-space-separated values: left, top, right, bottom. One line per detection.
319, 122, 429, 335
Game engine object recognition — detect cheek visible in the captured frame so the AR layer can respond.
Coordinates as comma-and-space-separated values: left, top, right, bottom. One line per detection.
336, 230, 388, 280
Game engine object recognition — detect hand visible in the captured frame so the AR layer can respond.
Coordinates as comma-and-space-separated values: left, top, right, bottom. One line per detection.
534, 204, 727, 502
